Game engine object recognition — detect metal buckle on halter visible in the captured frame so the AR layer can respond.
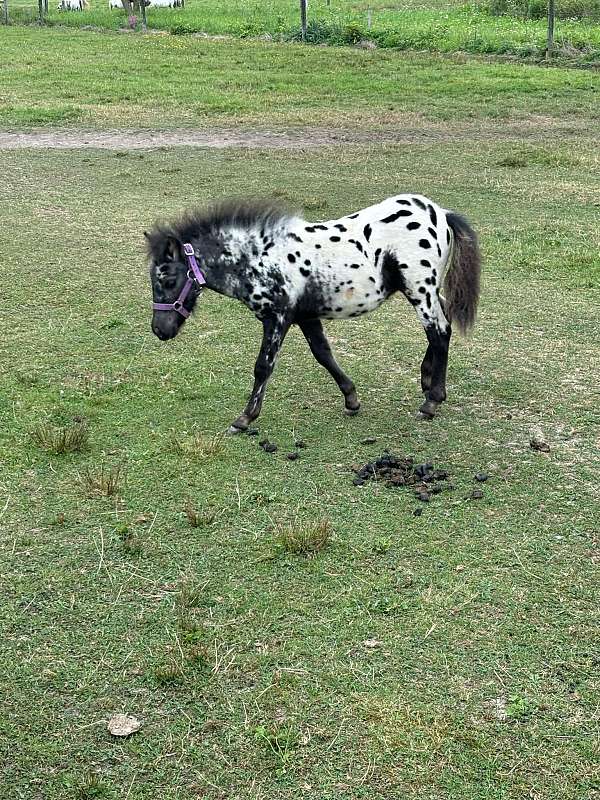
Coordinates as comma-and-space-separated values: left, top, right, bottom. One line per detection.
182, 243, 195, 257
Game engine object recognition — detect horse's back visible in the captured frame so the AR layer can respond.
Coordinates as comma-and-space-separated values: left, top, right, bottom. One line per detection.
331, 193, 451, 269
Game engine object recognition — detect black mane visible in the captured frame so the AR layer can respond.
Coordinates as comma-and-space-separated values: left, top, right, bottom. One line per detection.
145, 198, 297, 261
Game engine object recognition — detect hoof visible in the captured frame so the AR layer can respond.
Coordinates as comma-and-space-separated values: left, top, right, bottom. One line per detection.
344, 403, 361, 416
418, 400, 439, 419
227, 424, 246, 435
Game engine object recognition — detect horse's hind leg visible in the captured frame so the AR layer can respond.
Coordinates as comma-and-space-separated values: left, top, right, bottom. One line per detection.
420, 297, 450, 393
414, 300, 452, 418
299, 319, 360, 415
420, 343, 434, 392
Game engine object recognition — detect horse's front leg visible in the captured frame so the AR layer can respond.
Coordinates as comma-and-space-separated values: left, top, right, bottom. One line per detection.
299, 319, 360, 415
228, 315, 291, 433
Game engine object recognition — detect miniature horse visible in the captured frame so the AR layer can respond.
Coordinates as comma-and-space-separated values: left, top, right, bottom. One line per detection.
146, 195, 481, 432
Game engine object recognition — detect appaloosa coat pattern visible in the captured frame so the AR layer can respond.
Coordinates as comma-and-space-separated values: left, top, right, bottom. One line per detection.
147, 194, 481, 431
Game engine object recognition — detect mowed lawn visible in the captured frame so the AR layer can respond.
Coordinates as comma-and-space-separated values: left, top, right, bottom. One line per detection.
1, 26, 600, 800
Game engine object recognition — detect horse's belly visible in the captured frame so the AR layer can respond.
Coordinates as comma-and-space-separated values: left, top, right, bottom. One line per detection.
324, 286, 386, 319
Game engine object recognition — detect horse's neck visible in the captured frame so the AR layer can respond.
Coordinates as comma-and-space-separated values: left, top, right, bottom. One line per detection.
202, 226, 265, 299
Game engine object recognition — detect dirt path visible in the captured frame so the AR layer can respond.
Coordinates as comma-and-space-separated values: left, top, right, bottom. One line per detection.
0, 119, 593, 150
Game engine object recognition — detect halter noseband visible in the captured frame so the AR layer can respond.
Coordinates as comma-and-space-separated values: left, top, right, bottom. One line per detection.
152, 243, 206, 319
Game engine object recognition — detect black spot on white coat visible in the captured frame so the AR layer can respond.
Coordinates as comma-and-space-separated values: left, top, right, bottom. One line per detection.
381, 209, 412, 223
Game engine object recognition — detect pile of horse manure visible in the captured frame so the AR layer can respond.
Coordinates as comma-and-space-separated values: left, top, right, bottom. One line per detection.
352, 453, 452, 502
248, 430, 306, 460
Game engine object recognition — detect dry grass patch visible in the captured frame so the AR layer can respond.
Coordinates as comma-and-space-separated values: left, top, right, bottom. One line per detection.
171, 432, 224, 459
31, 421, 88, 454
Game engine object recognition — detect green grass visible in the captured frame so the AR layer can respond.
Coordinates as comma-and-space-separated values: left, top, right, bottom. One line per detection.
1, 26, 600, 130
6, 0, 600, 57
1, 131, 599, 798
489, 0, 600, 20
1, 19, 599, 798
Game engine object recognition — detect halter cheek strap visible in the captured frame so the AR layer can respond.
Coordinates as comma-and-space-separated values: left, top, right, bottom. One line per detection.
152, 243, 206, 319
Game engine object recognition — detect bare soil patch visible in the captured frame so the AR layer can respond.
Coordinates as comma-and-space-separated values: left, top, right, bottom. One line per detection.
0, 117, 594, 150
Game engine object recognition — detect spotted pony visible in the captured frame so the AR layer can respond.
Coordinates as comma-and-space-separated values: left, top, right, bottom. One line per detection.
147, 194, 481, 431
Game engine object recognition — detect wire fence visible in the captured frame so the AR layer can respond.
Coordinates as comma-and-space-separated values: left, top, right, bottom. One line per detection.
2, 0, 596, 61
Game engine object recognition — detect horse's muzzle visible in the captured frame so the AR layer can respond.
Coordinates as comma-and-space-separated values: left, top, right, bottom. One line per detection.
152, 317, 180, 340
152, 326, 172, 341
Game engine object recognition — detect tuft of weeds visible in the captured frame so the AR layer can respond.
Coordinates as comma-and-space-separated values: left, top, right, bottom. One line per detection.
15, 370, 40, 387
303, 197, 329, 213
177, 579, 204, 609
253, 724, 298, 773
184, 502, 201, 527
79, 464, 124, 497
31, 421, 88, 454
77, 772, 111, 799
274, 517, 332, 556
184, 499, 218, 528
372, 536, 393, 554
185, 644, 210, 669
506, 694, 534, 720
497, 155, 528, 168
178, 615, 206, 645
171, 432, 224, 459
153, 661, 186, 686
114, 523, 142, 555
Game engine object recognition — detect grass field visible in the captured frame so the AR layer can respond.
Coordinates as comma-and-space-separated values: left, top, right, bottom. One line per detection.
6, 0, 600, 59
1, 27, 600, 129
1, 20, 600, 800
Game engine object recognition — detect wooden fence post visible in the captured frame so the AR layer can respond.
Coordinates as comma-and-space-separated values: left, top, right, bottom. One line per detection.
300, 0, 307, 40
38, 0, 44, 22
546, 0, 555, 57
2, 0, 8, 24
140, 0, 147, 29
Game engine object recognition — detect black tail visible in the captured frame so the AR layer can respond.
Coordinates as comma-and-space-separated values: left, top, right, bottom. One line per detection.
444, 211, 481, 335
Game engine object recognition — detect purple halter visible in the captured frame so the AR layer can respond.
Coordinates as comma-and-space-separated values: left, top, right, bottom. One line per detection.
152, 243, 206, 319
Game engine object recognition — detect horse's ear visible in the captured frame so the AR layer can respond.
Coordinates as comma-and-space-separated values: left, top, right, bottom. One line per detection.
165, 237, 180, 261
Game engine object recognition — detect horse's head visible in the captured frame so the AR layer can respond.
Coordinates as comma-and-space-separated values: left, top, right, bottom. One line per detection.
147, 235, 204, 341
